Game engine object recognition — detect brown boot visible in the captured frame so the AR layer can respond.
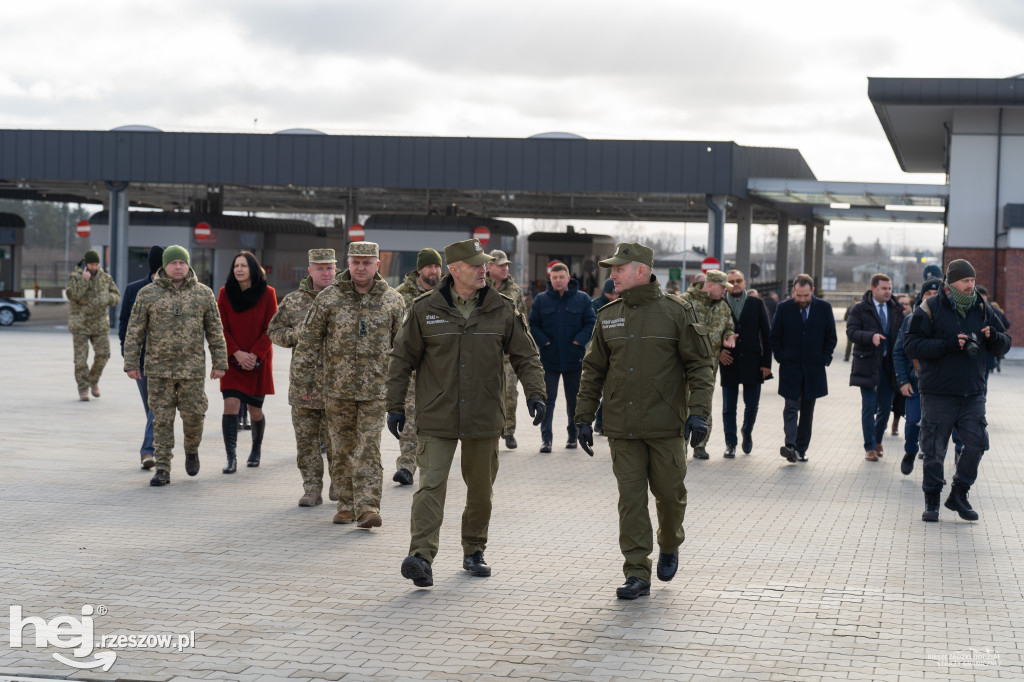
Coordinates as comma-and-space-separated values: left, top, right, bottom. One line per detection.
865, 450, 878, 461
332, 510, 354, 524
356, 512, 382, 529
79, 390, 89, 401
90, 383, 101, 398
298, 492, 323, 507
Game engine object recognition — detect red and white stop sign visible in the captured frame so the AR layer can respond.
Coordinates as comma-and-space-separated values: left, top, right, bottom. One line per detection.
349, 223, 365, 242
194, 222, 212, 241
473, 226, 490, 249
701, 257, 721, 273
75, 220, 91, 239
546, 260, 564, 276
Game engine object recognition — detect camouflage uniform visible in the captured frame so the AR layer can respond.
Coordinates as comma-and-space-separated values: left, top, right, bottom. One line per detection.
267, 274, 333, 497
678, 279, 736, 451
123, 267, 228, 472
293, 269, 404, 517
66, 266, 121, 393
393, 269, 433, 474
488, 274, 528, 437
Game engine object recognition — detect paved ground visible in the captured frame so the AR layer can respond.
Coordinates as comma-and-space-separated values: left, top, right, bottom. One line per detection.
1, 307, 1022, 681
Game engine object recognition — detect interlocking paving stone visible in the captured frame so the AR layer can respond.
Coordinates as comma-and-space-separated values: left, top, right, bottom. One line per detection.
1, 320, 1022, 681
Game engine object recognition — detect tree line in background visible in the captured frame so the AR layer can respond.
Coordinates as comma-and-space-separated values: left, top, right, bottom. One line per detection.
4, 199, 95, 287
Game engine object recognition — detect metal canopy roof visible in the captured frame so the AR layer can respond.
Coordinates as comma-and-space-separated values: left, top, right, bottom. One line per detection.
868, 76, 1024, 173
0, 129, 816, 225
747, 178, 947, 223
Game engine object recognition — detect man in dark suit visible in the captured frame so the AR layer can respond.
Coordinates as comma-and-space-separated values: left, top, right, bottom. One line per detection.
769, 273, 837, 463
846, 274, 904, 461
719, 270, 772, 457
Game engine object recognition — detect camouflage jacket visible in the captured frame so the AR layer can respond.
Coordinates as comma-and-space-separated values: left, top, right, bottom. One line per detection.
123, 267, 229, 379
66, 266, 121, 335
679, 280, 735, 355
293, 270, 405, 402
267, 276, 327, 408
488, 274, 528, 319
396, 269, 431, 308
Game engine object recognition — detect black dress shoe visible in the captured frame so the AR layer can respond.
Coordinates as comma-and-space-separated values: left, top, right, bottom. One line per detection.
723, 446, 736, 459
901, 452, 915, 475
401, 555, 433, 587
540, 441, 552, 453
504, 435, 518, 449
779, 445, 798, 463
656, 551, 678, 582
566, 439, 577, 449
616, 576, 651, 600
796, 452, 808, 462
741, 430, 753, 454
392, 468, 414, 486
463, 551, 491, 577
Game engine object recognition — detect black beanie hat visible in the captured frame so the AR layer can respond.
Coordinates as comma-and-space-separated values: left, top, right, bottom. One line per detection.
603, 278, 616, 294
945, 259, 976, 284
915, 277, 944, 307
148, 245, 165, 276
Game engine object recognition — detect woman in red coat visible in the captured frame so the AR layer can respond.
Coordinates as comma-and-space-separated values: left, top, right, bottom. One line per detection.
218, 251, 277, 473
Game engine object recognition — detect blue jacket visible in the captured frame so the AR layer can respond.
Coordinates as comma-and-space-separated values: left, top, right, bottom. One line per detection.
769, 296, 837, 401
529, 279, 596, 372
892, 314, 916, 393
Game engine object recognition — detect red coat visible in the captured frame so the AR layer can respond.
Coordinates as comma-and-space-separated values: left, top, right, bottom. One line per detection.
217, 285, 277, 396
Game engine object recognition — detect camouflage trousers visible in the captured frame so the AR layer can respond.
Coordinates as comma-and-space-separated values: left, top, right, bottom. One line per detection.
291, 405, 334, 496
147, 377, 208, 472
72, 332, 110, 392
396, 373, 418, 474
326, 398, 385, 517
691, 365, 719, 450
502, 356, 518, 437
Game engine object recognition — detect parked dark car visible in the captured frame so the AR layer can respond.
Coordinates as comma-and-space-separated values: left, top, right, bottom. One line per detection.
0, 298, 30, 326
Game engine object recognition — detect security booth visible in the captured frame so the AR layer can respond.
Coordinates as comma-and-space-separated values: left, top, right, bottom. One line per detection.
526, 226, 617, 298
86, 211, 343, 297
361, 214, 518, 287
0, 213, 25, 297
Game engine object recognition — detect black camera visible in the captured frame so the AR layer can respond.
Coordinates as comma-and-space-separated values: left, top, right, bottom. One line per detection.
963, 332, 981, 357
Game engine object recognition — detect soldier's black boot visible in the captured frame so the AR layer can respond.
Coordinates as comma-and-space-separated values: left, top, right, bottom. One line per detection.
922, 492, 940, 522
222, 414, 238, 474
247, 418, 265, 467
944, 484, 979, 521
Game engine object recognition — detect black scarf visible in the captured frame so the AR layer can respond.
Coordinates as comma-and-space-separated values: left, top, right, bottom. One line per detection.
225, 277, 267, 313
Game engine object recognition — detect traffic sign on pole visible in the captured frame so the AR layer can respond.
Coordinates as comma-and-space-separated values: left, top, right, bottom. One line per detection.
349, 223, 365, 242
75, 220, 91, 239
701, 257, 721, 273
194, 222, 212, 241
473, 226, 490, 249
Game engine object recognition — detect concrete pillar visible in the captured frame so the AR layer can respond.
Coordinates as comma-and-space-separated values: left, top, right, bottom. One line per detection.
106, 182, 129, 327
813, 224, 826, 289
803, 222, 815, 279
776, 215, 789, 291
735, 200, 752, 277
706, 194, 727, 265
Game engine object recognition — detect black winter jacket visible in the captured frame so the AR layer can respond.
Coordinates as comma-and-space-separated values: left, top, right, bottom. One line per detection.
846, 291, 904, 390
903, 288, 1011, 396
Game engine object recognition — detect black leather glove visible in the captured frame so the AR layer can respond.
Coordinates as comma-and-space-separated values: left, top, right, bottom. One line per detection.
386, 412, 405, 440
684, 415, 708, 448
576, 424, 594, 457
527, 398, 546, 426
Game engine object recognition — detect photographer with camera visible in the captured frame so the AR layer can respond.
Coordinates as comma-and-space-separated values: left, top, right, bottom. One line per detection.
904, 259, 1011, 522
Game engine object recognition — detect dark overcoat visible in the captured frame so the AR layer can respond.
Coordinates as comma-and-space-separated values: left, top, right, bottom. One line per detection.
720, 295, 772, 387
769, 296, 837, 401
845, 290, 904, 390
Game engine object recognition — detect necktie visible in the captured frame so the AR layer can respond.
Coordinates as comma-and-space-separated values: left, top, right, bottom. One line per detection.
878, 303, 888, 356
801, 307, 808, 323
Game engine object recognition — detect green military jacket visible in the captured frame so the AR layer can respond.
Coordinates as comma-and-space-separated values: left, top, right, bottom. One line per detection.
395, 269, 431, 308
267, 276, 326, 408
123, 267, 228, 379
66, 266, 121, 335
679, 280, 735, 355
575, 277, 715, 439
487, 274, 528, 318
385, 275, 546, 439
292, 270, 405, 402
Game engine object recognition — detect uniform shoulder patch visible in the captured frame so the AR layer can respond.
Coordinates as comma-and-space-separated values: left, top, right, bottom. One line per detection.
668, 294, 699, 322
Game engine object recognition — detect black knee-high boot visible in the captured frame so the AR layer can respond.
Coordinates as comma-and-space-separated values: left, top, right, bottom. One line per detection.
222, 414, 238, 474
247, 417, 265, 467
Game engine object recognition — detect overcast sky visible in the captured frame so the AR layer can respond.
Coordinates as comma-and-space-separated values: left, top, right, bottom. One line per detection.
4, 0, 1023, 250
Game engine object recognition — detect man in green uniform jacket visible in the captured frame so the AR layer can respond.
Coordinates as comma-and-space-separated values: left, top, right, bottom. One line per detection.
66, 249, 121, 401
386, 238, 546, 589
574, 242, 715, 600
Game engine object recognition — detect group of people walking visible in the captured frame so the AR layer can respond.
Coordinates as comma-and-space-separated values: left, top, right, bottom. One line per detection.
65, 237, 1011, 599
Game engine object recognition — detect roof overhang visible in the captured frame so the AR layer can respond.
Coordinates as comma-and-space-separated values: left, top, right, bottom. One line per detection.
868, 76, 1024, 173
747, 178, 948, 223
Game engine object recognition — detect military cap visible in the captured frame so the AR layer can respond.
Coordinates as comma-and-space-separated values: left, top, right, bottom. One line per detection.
348, 241, 380, 258
598, 242, 654, 269
84, 249, 101, 264
704, 269, 734, 289
308, 248, 336, 264
444, 238, 494, 266
489, 249, 511, 265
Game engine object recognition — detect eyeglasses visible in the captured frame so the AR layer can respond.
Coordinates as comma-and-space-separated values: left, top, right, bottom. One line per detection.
727, 279, 743, 284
